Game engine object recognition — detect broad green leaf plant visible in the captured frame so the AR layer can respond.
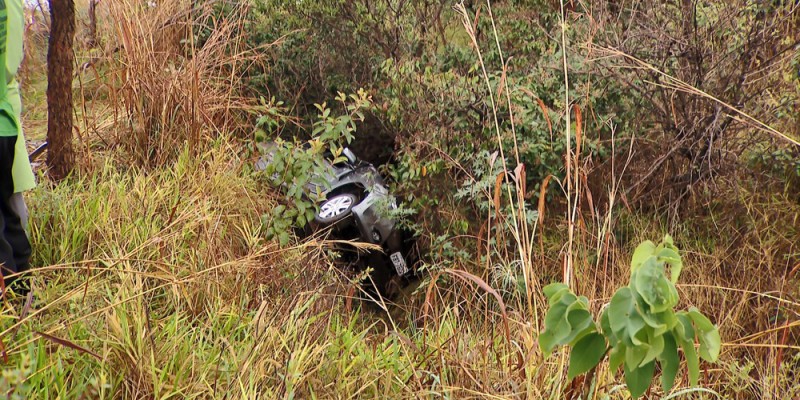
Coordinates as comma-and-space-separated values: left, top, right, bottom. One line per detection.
539, 236, 721, 398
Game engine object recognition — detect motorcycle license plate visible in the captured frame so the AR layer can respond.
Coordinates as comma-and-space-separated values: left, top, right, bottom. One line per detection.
390, 252, 409, 276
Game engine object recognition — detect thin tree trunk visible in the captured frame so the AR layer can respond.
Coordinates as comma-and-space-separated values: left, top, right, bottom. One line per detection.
87, 0, 98, 48
46, 0, 76, 181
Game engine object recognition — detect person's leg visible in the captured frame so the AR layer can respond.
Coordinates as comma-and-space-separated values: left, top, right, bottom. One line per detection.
0, 136, 30, 292
4, 196, 30, 281
0, 197, 13, 286
0, 136, 20, 288
9, 192, 27, 233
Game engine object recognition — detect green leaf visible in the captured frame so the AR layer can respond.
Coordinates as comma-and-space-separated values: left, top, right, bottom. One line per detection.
539, 285, 595, 355
600, 308, 619, 346
568, 332, 607, 380
625, 341, 648, 368
633, 258, 678, 313
657, 247, 683, 283
678, 336, 700, 386
688, 308, 721, 362
627, 312, 647, 346
686, 307, 714, 332
630, 240, 656, 274
538, 331, 559, 356
278, 231, 290, 247
609, 344, 626, 372
543, 282, 570, 303
659, 334, 680, 392
608, 287, 636, 338
610, 292, 649, 348
565, 308, 595, 345
540, 295, 572, 355
254, 128, 267, 142
674, 313, 695, 343
306, 209, 316, 224
641, 327, 664, 366
624, 360, 655, 398
641, 307, 670, 336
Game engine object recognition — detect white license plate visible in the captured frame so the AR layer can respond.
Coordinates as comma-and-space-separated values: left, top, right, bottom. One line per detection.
390, 252, 409, 276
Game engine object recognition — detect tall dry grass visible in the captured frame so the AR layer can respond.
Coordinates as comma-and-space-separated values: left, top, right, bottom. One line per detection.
95, 0, 268, 166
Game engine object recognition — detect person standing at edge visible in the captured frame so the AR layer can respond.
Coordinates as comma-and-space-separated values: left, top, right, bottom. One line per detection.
7, 0, 35, 232
0, 0, 31, 294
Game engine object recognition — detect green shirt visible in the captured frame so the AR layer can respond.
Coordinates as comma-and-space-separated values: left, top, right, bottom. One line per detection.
0, 0, 20, 138
4, 0, 34, 191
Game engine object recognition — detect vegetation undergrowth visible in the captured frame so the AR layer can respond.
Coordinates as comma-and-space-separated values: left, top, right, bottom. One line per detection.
2, 1, 799, 399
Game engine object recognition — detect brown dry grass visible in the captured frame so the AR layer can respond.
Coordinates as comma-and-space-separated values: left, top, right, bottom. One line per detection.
75, 0, 270, 167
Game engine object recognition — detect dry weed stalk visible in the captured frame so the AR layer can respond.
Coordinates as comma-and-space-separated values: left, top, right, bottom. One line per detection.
455, 0, 540, 312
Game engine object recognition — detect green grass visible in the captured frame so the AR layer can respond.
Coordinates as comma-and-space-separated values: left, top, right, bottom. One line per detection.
0, 140, 796, 398
0, 142, 532, 398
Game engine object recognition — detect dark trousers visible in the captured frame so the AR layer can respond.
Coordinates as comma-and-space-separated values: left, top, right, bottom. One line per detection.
0, 136, 31, 289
